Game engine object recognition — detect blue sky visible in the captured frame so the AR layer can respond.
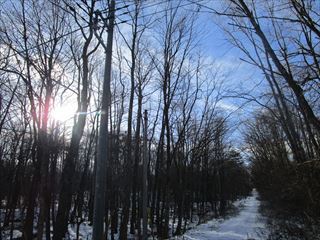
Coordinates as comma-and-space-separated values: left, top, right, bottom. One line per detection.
193, 10, 266, 146
114, 0, 268, 147
0, 0, 267, 148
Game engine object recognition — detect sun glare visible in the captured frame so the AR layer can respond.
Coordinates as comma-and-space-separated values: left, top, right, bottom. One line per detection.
52, 103, 77, 122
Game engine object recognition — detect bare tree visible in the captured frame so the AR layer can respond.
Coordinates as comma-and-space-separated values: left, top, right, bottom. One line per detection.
53, 1, 102, 238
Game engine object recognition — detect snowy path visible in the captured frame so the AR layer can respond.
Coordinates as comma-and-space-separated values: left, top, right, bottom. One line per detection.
181, 190, 266, 240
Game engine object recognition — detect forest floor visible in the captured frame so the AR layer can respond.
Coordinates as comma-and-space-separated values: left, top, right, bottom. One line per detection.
1, 191, 267, 240
178, 190, 268, 240
8, 190, 319, 239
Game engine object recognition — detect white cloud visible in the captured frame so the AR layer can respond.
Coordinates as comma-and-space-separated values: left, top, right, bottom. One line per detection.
216, 101, 239, 112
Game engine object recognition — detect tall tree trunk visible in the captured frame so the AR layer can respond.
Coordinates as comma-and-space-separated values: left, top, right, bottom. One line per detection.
130, 83, 143, 234
236, 0, 320, 134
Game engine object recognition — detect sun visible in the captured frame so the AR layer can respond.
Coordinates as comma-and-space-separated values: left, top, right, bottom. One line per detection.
52, 102, 77, 122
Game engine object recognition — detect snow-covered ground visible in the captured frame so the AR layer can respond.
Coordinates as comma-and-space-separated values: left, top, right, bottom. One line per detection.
179, 190, 267, 240
1, 190, 268, 240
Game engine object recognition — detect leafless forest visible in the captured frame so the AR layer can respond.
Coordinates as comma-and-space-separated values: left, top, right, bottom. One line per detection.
0, 0, 319, 239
